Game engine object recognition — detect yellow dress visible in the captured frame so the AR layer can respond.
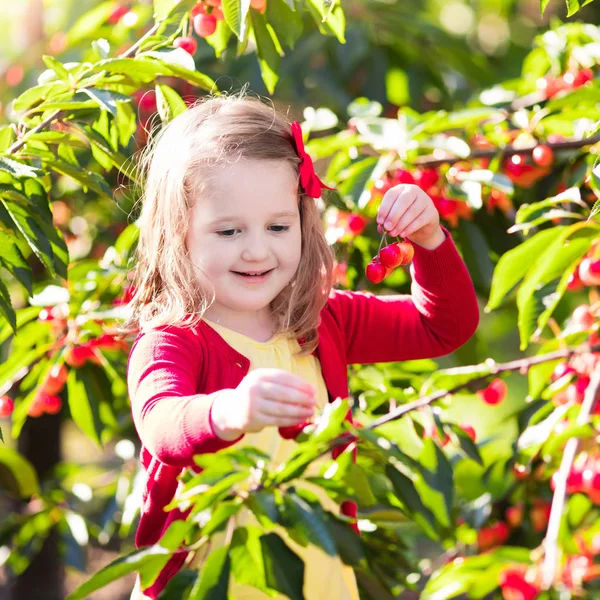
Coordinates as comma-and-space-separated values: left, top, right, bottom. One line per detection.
194, 320, 360, 600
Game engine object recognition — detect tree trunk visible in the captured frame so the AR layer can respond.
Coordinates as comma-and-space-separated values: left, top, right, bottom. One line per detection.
11, 413, 63, 600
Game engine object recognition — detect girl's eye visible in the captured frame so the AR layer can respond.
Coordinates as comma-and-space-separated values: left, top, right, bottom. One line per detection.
217, 229, 237, 237
269, 225, 290, 233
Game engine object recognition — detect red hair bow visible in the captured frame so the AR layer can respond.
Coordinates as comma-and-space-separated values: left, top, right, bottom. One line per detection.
290, 121, 335, 198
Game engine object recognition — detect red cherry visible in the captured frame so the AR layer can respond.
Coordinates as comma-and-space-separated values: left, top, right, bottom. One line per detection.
347, 214, 367, 235
43, 364, 68, 395
478, 525, 497, 550
566, 376, 590, 404
107, 5, 129, 24
552, 362, 576, 381
414, 168, 439, 190
0, 395, 14, 418
459, 423, 476, 442
567, 468, 584, 494
379, 243, 403, 268
174, 36, 197, 55
532, 144, 554, 167
398, 241, 414, 264
531, 499, 551, 532
513, 463, 530, 480
477, 378, 507, 405
366, 259, 387, 284
193, 13, 217, 37
393, 169, 415, 185
505, 505, 523, 528
437, 198, 460, 218
191, 2, 207, 16
250, 0, 267, 12
278, 422, 309, 440
499, 566, 540, 600
494, 521, 510, 544
567, 267, 584, 291
27, 394, 45, 418
340, 500, 359, 534
65, 344, 97, 368
572, 305, 595, 329
372, 177, 394, 198
579, 257, 600, 286
42, 395, 62, 415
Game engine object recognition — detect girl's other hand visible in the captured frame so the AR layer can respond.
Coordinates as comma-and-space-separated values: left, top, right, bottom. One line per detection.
377, 184, 445, 250
210, 368, 316, 440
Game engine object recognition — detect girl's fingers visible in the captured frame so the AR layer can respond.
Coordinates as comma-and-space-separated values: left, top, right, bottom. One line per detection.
260, 399, 314, 420
259, 381, 315, 409
388, 199, 425, 237
401, 206, 435, 238
377, 185, 417, 229
255, 368, 316, 396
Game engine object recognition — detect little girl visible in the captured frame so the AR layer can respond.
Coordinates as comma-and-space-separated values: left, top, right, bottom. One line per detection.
126, 92, 479, 599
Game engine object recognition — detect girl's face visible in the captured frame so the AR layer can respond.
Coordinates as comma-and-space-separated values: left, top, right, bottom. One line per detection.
186, 159, 302, 326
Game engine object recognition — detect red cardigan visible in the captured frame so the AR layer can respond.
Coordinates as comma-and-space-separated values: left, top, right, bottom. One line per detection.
127, 230, 479, 597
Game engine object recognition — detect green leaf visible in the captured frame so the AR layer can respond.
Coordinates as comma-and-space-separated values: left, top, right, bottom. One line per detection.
78, 88, 129, 116
385, 464, 439, 540
250, 10, 280, 94
155, 84, 188, 124
0, 447, 40, 498
188, 546, 231, 600
0, 342, 52, 393
455, 220, 494, 295
446, 424, 483, 465
223, 0, 251, 40
154, 0, 197, 19
285, 492, 338, 556
67, 522, 191, 600
201, 501, 242, 537
415, 438, 454, 529
0, 229, 32, 294
566, 0, 581, 16
67, 2, 120, 45
0, 126, 16, 152
230, 527, 272, 593
260, 533, 305, 600
486, 227, 564, 311
517, 224, 596, 349
0, 278, 16, 331
13, 83, 71, 112
540, 0, 551, 13
48, 159, 113, 200
0, 156, 41, 179
42, 55, 70, 81
266, 0, 303, 48
66, 366, 111, 447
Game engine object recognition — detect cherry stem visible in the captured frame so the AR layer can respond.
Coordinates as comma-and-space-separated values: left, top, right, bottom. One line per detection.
540, 361, 600, 590
378, 231, 388, 253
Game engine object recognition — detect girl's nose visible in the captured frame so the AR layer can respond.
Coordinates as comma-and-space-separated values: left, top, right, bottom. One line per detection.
241, 232, 270, 262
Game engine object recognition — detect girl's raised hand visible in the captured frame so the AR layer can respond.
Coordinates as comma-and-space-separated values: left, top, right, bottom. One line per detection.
377, 184, 445, 250
210, 368, 316, 440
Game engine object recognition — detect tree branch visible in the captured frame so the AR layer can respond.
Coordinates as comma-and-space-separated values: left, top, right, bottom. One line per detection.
367, 342, 600, 431
412, 134, 600, 169
540, 362, 600, 589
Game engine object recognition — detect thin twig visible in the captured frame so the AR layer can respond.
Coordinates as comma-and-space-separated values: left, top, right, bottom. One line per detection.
540, 362, 600, 589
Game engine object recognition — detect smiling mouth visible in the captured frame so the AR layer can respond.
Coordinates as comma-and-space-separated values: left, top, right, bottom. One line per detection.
232, 269, 274, 277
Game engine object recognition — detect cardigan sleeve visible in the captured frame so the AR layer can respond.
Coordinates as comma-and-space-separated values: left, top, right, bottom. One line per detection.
330, 229, 479, 365
127, 327, 241, 467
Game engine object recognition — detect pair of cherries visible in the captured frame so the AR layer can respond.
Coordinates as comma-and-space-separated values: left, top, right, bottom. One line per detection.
366, 239, 415, 284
